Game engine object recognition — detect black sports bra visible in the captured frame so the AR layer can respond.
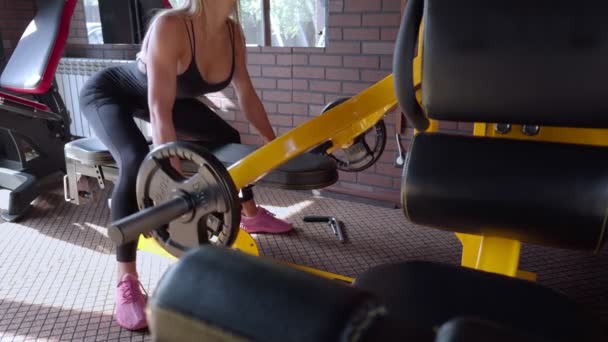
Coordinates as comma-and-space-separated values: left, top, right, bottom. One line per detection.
137, 18, 236, 99
175, 19, 236, 98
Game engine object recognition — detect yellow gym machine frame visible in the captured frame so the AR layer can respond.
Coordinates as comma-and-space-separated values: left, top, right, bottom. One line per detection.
137, 21, 608, 284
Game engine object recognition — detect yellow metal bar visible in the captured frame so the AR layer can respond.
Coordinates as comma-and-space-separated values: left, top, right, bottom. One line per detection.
138, 235, 177, 260
476, 236, 521, 277
473, 122, 487, 136
137, 227, 259, 259
427, 120, 439, 133
278, 261, 354, 283
481, 124, 608, 147
228, 75, 397, 190
455, 233, 481, 269
517, 270, 537, 282
456, 233, 522, 277
413, 21, 424, 97
138, 231, 352, 282
231, 229, 260, 256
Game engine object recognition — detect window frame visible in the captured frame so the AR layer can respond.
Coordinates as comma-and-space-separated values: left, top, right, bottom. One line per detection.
262, 0, 271, 46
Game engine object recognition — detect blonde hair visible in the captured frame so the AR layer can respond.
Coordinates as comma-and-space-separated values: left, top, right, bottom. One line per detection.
140, 0, 240, 53
164, 0, 204, 18
148, 0, 240, 30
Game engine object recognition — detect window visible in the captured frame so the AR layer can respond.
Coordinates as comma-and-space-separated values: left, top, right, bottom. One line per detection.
169, 0, 328, 48
83, 0, 103, 44
243, 0, 327, 47
84, 0, 166, 45
85, 0, 327, 47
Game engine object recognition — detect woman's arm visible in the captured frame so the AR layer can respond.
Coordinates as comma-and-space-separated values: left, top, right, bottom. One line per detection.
231, 23, 276, 143
144, 15, 185, 171
145, 15, 183, 147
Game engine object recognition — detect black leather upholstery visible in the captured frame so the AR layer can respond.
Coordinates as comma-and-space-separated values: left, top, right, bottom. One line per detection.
65, 138, 338, 190
0, 0, 74, 92
354, 261, 605, 342
149, 246, 396, 342
420, 0, 608, 128
149, 247, 606, 341
403, 133, 608, 252
64, 137, 116, 165
209, 143, 338, 190
435, 318, 549, 342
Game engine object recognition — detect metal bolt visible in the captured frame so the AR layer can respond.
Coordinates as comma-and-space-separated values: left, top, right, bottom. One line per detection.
495, 123, 511, 134
522, 125, 541, 136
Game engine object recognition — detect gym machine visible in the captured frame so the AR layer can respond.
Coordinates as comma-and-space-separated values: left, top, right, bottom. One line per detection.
103, 77, 395, 279
0, 0, 76, 221
62, 1, 389, 256
65, 96, 389, 271
109, 0, 608, 278
109, 0, 608, 340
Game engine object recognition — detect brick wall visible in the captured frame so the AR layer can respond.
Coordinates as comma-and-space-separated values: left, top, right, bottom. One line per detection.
0, 0, 35, 70
235, 0, 410, 203
2, 0, 471, 205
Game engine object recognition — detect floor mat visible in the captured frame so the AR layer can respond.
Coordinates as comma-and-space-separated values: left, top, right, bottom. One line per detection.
0, 185, 606, 341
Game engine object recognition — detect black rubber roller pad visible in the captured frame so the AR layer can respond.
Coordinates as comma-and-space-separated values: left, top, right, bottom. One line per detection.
402, 132, 608, 253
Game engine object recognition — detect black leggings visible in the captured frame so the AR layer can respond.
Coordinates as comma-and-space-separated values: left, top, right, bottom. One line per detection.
81, 70, 252, 262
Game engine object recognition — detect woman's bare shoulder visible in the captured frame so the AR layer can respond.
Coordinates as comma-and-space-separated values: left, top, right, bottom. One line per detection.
152, 12, 187, 34
142, 13, 187, 52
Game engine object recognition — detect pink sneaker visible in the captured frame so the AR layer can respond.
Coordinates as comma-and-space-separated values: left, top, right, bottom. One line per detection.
240, 207, 293, 234
115, 274, 148, 330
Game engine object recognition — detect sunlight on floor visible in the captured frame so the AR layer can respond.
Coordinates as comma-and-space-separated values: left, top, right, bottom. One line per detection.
259, 199, 314, 221
0, 222, 172, 341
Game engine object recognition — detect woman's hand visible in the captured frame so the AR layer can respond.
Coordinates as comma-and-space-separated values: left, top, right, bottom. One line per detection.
169, 158, 184, 176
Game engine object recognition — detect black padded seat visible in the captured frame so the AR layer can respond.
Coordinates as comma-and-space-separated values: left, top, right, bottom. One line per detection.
65, 137, 338, 190
64, 137, 115, 165
208, 143, 338, 190
354, 261, 605, 342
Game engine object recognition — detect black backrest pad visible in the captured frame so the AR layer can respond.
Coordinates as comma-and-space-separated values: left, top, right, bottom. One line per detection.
150, 246, 386, 342
403, 133, 608, 252
0, 0, 67, 90
421, 0, 608, 128
355, 261, 605, 341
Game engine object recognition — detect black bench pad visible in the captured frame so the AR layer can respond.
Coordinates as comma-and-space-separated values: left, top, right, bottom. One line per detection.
64, 137, 338, 190
208, 143, 338, 190
64, 137, 116, 165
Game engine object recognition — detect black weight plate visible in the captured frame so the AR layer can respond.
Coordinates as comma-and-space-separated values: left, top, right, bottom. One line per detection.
136, 142, 241, 258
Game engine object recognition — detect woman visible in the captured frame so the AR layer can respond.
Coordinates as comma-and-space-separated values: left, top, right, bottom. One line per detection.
80, 0, 293, 330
